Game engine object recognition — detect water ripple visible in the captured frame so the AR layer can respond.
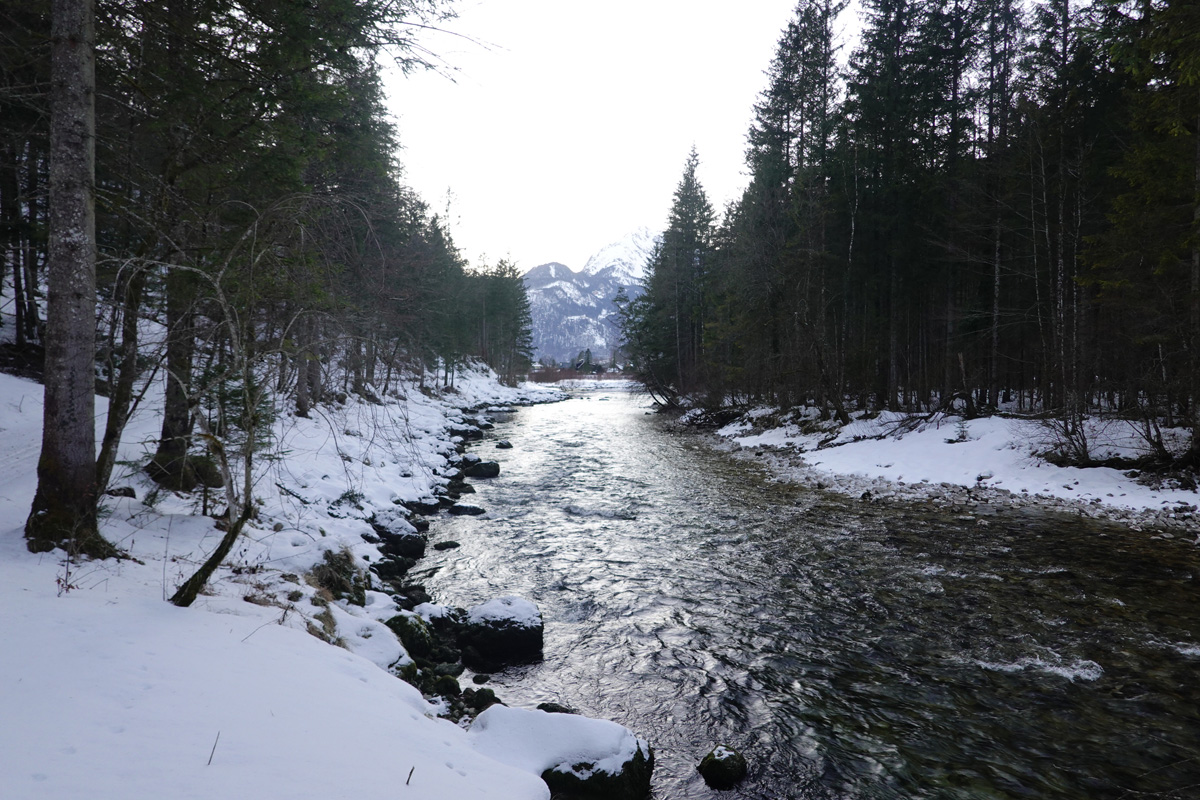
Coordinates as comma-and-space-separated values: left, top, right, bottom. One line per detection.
423, 388, 1200, 799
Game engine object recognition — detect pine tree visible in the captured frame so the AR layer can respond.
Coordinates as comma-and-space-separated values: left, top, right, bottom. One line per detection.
1090, 0, 1200, 460
640, 148, 716, 398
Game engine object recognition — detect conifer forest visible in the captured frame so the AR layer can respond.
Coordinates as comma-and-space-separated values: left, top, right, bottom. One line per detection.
1, 0, 531, 553
3, 0, 1200, 556
621, 0, 1200, 468
4, 3, 1200, 796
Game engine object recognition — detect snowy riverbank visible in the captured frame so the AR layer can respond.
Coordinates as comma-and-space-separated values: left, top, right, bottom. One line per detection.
0, 366, 652, 800
697, 406, 1200, 536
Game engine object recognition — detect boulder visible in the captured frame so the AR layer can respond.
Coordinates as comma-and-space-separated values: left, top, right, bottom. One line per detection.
697, 745, 748, 789
392, 584, 431, 609
464, 460, 501, 479
384, 613, 435, 659
433, 674, 462, 696
463, 687, 500, 712
495, 440, 513, 449
459, 596, 543, 669
370, 557, 413, 584
448, 424, 484, 440
433, 540, 461, 551
376, 530, 427, 560
543, 746, 654, 800
468, 706, 653, 800
403, 497, 441, 516
448, 503, 486, 516
413, 602, 468, 637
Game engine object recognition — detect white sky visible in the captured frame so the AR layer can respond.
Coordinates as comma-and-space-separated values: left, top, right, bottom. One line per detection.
384, 0, 804, 272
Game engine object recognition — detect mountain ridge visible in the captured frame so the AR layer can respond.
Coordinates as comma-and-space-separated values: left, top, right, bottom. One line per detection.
523, 228, 657, 365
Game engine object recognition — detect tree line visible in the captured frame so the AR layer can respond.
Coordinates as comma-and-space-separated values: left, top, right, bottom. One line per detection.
1, 0, 532, 560
621, 0, 1200, 466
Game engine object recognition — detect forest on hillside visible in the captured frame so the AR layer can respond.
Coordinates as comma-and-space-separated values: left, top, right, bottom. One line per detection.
0, 0, 532, 557
621, 0, 1200, 468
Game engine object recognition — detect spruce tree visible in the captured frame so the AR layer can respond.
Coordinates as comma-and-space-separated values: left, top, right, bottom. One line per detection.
642, 148, 716, 398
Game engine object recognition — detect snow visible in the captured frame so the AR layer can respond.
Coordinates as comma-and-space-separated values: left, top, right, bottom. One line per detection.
712, 408, 1200, 530
710, 745, 737, 760
524, 231, 656, 364
0, 548, 545, 800
581, 227, 658, 286
413, 601, 455, 621
467, 595, 542, 628
0, 363, 646, 800
468, 705, 650, 780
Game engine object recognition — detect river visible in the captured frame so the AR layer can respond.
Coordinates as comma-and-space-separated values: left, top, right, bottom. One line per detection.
417, 383, 1200, 799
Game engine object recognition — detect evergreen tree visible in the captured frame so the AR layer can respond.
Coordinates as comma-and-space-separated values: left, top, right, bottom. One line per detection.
1090, 0, 1200, 459
634, 148, 716, 400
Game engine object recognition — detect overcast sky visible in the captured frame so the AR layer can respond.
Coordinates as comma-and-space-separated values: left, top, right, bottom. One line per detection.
383, 0, 809, 273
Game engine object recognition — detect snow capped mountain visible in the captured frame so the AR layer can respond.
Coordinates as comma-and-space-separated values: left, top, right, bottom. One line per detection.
523, 230, 658, 366
581, 226, 657, 286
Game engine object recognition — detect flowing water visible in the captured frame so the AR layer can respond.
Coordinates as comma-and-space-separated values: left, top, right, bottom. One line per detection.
418, 384, 1200, 799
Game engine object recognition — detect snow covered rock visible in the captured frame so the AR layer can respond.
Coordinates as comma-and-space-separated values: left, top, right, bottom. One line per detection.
449, 423, 484, 440
698, 744, 748, 789
460, 596, 543, 670
404, 497, 442, 516
468, 705, 654, 800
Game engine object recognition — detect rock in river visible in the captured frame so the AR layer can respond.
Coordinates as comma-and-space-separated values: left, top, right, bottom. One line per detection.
697, 744, 748, 789
468, 705, 654, 800
463, 460, 501, 479
459, 595, 543, 669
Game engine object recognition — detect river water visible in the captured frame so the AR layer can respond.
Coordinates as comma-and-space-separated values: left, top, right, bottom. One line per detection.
418, 384, 1200, 799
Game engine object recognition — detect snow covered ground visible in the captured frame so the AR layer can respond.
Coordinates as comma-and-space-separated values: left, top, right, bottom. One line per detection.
706, 406, 1200, 535
0, 365, 646, 800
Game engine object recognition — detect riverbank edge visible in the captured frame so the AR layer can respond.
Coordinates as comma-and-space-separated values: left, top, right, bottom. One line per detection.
272, 373, 656, 794
666, 406, 1199, 539
0, 366, 654, 800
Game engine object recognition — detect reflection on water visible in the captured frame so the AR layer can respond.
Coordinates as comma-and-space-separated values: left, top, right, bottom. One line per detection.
418, 385, 1200, 799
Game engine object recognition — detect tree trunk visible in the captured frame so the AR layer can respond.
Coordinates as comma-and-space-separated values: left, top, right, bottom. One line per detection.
295, 319, 311, 417
152, 267, 197, 489
26, 0, 116, 558
990, 216, 1002, 408
23, 145, 43, 343
307, 320, 324, 403
1190, 103, 1200, 461
1, 152, 26, 346
96, 268, 146, 493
